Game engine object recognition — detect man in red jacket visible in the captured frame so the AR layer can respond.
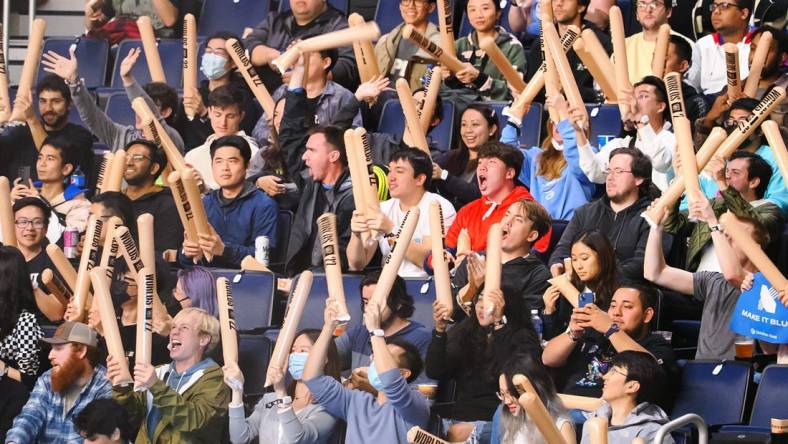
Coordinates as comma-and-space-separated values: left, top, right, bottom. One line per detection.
444, 141, 550, 254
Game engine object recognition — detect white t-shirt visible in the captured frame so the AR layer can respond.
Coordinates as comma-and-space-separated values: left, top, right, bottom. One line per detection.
692, 34, 751, 95
377, 192, 456, 278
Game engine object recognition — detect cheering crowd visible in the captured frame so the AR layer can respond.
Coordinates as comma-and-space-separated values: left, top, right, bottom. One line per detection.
0, 0, 787, 442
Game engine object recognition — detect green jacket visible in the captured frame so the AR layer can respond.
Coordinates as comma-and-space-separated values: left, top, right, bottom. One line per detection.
664, 188, 785, 271
445, 26, 526, 102
113, 363, 230, 443
375, 22, 441, 91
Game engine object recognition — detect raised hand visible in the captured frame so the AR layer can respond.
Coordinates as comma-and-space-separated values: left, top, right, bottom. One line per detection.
41, 48, 79, 83
119, 48, 141, 85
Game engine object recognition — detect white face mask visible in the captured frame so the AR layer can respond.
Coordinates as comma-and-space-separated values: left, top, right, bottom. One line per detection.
200, 53, 229, 80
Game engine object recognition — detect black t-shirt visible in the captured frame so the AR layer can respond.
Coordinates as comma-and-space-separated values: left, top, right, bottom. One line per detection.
118, 322, 171, 366
129, 188, 185, 252
559, 332, 676, 399
26, 249, 55, 293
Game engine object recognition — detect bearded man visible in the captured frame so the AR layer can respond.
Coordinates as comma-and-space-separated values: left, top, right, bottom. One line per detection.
5, 322, 112, 444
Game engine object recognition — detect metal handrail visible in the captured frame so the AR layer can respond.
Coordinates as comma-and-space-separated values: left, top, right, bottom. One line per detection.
654, 414, 709, 444
2, 0, 36, 71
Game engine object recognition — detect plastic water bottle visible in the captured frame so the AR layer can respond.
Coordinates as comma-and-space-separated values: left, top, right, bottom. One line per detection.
69, 166, 86, 189
531, 309, 543, 345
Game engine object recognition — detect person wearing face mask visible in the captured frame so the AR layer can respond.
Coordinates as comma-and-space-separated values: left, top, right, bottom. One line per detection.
302, 296, 430, 444
224, 329, 340, 444
576, 76, 675, 191
502, 93, 595, 220
542, 284, 676, 402
335, 273, 432, 387
175, 32, 262, 151
428, 284, 541, 443
491, 353, 575, 444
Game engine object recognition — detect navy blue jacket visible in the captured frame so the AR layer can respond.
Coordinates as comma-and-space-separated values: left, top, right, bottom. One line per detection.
179, 181, 278, 268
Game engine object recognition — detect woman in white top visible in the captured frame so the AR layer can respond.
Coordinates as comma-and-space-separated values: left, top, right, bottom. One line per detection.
493, 353, 575, 444
225, 329, 341, 444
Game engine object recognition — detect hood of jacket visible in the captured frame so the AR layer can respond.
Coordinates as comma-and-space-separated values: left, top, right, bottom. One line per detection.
593, 402, 671, 431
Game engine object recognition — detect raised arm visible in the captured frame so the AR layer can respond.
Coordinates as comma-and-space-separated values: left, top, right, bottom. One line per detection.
152, 0, 179, 27
689, 199, 748, 288
643, 206, 695, 295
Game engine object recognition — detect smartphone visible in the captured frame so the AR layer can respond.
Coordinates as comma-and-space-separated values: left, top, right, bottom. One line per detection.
578, 292, 594, 308
17, 166, 31, 186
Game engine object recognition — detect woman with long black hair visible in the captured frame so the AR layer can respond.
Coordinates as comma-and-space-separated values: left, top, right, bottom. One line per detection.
0, 246, 44, 435
542, 231, 618, 339
427, 289, 541, 443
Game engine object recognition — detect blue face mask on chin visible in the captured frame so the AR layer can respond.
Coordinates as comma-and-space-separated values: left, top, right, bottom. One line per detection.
367, 361, 386, 391
288, 352, 309, 380
200, 53, 229, 80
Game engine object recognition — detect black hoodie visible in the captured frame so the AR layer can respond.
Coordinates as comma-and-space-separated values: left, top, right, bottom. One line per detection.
548, 195, 653, 281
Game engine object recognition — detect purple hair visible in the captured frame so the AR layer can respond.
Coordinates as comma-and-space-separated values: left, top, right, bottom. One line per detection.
177, 267, 218, 318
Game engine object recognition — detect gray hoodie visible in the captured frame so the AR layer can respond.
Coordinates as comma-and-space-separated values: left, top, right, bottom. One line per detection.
581, 402, 674, 444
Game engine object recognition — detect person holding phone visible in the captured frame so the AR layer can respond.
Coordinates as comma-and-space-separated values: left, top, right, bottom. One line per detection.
542, 231, 618, 340
541, 284, 676, 402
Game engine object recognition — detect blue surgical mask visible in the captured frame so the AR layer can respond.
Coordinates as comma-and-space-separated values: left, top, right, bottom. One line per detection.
367, 361, 385, 391
200, 53, 229, 80
288, 352, 309, 380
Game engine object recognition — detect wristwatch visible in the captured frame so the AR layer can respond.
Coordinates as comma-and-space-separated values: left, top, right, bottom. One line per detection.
369, 329, 385, 337
265, 396, 292, 409
604, 323, 621, 339
710, 224, 722, 233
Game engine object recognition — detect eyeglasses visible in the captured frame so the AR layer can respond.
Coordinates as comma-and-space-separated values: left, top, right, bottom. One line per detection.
709, 2, 740, 13
636, 1, 665, 11
495, 390, 517, 402
604, 168, 633, 177
127, 154, 152, 163
723, 117, 749, 129
400, 0, 430, 6
608, 367, 629, 378
15, 218, 45, 228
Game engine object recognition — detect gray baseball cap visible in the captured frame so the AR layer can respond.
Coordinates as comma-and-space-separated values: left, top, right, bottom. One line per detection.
42, 321, 99, 348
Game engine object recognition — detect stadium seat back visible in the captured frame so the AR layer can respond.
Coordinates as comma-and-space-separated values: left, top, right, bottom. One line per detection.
403, 277, 437, 330
749, 364, 788, 428
104, 92, 136, 127
211, 269, 276, 332
289, 273, 364, 331
238, 333, 273, 397
672, 360, 751, 427
270, 210, 294, 271
111, 39, 183, 88
280, 0, 346, 14
199, 0, 271, 36
378, 99, 455, 153
38, 37, 109, 89
487, 101, 543, 148
587, 104, 623, 146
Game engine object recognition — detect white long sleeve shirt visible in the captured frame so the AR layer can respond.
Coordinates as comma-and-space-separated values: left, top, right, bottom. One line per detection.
578, 122, 675, 191
690, 33, 751, 96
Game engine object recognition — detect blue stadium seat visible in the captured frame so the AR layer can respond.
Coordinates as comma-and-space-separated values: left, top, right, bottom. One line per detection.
378, 99, 455, 152
459, 1, 513, 36
111, 39, 183, 88
211, 269, 276, 332
238, 333, 273, 398
104, 92, 136, 127
672, 360, 752, 427
747, 364, 788, 428
374, 1, 440, 35
487, 101, 543, 148
587, 103, 622, 147
286, 273, 362, 331
403, 277, 437, 330
199, 0, 271, 36
280, 0, 346, 14
38, 37, 109, 89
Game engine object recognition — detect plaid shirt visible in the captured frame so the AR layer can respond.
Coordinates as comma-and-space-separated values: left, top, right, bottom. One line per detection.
5, 365, 112, 444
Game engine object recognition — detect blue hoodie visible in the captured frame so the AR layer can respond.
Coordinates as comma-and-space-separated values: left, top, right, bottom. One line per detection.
179, 181, 279, 268
503, 120, 595, 220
